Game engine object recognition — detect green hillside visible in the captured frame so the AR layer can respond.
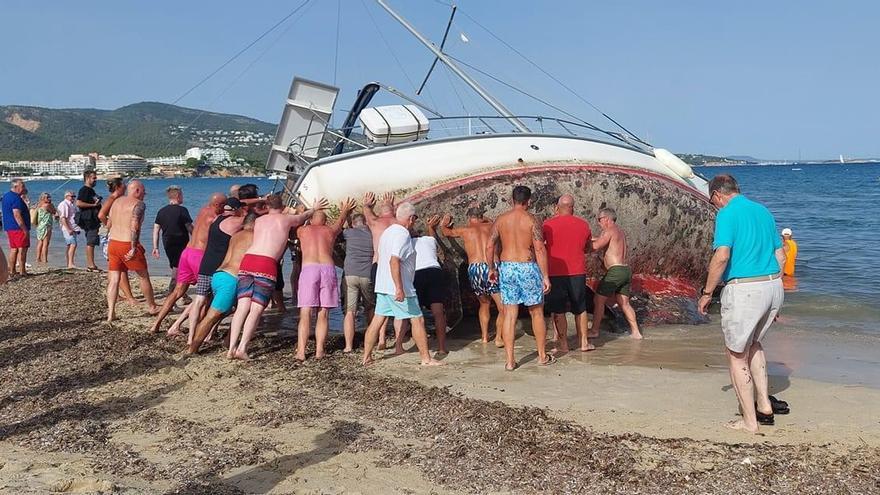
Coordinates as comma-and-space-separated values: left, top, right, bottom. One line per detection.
0, 102, 276, 162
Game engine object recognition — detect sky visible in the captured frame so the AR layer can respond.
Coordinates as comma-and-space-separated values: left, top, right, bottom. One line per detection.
2, 0, 878, 160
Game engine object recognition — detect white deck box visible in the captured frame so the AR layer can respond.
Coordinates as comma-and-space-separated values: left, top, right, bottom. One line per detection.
359, 105, 430, 145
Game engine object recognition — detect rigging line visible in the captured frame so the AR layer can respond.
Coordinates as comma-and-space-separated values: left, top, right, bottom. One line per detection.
455, 8, 649, 146
333, 0, 341, 86
447, 53, 635, 144
160, 0, 316, 156
359, 0, 453, 137
170, 0, 312, 106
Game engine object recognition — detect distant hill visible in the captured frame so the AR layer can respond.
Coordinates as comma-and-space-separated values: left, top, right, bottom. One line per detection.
676, 154, 747, 166
0, 102, 276, 162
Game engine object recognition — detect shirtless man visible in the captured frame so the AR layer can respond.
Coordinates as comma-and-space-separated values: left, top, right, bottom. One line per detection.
148, 192, 226, 334
590, 207, 642, 339
106, 180, 158, 322
97, 178, 138, 305
295, 198, 356, 361
486, 185, 553, 370
441, 208, 504, 345
187, 211, 256, 354
363, 192, 397, 347
227, 194, 326, 360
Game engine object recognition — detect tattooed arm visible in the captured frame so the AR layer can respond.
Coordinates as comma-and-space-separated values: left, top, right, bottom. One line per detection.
127, 200, 145, 260
531, 214, 551, 294
485, 221, 501, 283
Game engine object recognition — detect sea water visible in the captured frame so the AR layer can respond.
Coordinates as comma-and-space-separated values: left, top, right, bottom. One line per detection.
4, 166, 879, 335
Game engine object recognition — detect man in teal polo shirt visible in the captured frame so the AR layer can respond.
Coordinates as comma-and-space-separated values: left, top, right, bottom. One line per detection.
699, 174, 786, 434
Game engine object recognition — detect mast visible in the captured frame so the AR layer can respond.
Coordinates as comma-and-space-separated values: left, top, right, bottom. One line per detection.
375, 0, 531, 133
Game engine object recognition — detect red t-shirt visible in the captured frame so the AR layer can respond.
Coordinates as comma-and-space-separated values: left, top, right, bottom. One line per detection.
542, 214, 591, 277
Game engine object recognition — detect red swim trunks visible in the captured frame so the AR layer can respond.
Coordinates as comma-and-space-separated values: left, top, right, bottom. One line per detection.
107, 239, 148, 272
6, 230, 30, 249
236, 254, 278, 307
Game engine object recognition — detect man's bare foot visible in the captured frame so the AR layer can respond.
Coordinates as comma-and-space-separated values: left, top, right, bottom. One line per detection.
123, 297, 140, 306
342, 348, 354, 354
494, 338, 505, 348
505, 362, 518, 371
294, 353, 307, 362
393, 345, 406, 356
67, 264, 77, 269
233, 349, 250, 361
107, 314, 117, 323
226, 349, 235, 359
481, 338, 490, 344
148, 323, 161, 334
630, 331, 644, 340
420, 358, 446, 366
362, 356, 375, 367
146, 306, 160, 316
725, 420, 760, 434
580, 343, 597, 352
167, 329, 184, 338
587, 331, 599, 339
377, 341, 387, 351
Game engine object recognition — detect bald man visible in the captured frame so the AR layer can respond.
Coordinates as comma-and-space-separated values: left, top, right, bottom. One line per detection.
149, 192, 226, 334
106, 180, 158, 322
542, 194, 594, 352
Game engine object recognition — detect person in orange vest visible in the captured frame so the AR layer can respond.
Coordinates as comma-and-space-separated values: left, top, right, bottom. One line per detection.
781, 228, 798, 276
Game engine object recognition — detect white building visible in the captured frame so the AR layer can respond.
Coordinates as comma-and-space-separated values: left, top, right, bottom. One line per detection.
202, 148, 230, 165
0, 160, 86, 176
146, 155, 187, 167
185, 147, 203, 160
95, 154, 149, 174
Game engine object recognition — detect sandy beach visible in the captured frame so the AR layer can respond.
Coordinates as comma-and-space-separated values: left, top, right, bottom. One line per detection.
1, 269, 878, 494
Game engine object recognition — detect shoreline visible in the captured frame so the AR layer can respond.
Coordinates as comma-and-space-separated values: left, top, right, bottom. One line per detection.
1, 270, 878, 493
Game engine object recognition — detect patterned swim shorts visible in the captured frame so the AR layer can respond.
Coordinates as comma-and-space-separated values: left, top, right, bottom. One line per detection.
498, 261, 544, 307
467, 262, 500, 297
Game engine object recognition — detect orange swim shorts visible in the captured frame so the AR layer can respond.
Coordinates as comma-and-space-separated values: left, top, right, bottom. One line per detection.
107, 239, 148, 272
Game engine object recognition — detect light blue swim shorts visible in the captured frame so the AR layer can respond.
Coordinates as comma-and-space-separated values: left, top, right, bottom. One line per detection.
498, 261, 544, 307
210, 270, 238, 313
375, 293, 423, 319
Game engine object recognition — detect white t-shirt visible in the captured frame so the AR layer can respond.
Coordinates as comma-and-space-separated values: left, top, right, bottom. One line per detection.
414, 236, 441, 271
375, 223, 417, 296
57, 199, 78, 234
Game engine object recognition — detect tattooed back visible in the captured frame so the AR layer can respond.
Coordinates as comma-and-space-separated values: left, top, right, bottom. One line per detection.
492, 208, 542, 263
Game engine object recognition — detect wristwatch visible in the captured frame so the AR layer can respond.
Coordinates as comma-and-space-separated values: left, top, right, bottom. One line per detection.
701, 290, 713, 297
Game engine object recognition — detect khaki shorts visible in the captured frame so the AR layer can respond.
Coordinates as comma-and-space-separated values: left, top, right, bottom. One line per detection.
720, 278, 784, 353
342, 275, 375, 313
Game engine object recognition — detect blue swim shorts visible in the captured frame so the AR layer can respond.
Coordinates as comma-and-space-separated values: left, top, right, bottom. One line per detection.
498, 261, 544, 306
210, 270, 238, 313
375, 293, 423, 320
467, 262, 500, 297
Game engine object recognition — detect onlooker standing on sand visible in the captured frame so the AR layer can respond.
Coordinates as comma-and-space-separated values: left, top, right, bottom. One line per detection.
295, 197, 356, 361
361, 202, 443, 367
57, 190, 79, 268
698, 174, 787, 434
152, 185, 193, 295
34, 192, 57, 264
341, 213, 375, 353
542, 194, 594, 353
590, 208, 642, 340
76, 170, 102, 271
2, 179, 31, 277
486, 185, 553, 370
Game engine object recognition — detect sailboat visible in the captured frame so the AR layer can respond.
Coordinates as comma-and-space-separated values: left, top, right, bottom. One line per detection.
840, 154, 846, 164
267, 0, 715, 325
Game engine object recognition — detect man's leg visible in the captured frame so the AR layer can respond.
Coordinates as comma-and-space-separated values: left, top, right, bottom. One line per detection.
106, 270, 121, 322
491, 293, 504, 347
431, 303, 448, 354
574, 311, 594, 351
749, 341, 773, 415
187, 295, 209, 345
529, 304, 550, 364
477, 295, 491, 343
393, 318, 410, 355
86, 244, 97, 269
502, 304, 519, 370
552, 313, 570, 353
167, 300, 193, 336
17, 246, 28, 275
725, 347, 759, 433
295, 306, 313, 361
591, 294, 608, 338
227, 299, 251, 358
150, 282, 191, 333
409, 317, 444, 366
187, 308, 225, 354
7, 248, 19, 275
134, 270, 158, 313
362, 313, 389, 366
234, 303, 267, 360
120, 272, 137, 303
315, 307, 330, 359
616, 294, 642, 339
343, 310, 357, 352
67, 243, 76, 268
168, 267, 178, 295
377, 319, 388, 350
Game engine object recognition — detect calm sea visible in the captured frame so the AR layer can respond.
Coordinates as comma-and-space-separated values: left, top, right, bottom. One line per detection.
4, 165, 879, 334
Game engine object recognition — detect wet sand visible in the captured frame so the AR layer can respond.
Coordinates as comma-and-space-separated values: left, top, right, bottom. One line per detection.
1, 269, 879, 494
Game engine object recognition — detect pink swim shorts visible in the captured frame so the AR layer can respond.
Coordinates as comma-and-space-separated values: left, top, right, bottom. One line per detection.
297, 264, 339, 308
176, 247, 204, 285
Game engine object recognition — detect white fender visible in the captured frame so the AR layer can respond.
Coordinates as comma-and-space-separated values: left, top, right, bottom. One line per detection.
653, 148, 695, 179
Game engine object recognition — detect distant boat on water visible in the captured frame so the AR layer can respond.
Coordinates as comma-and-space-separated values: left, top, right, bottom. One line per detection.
840, 154, 846, 164
791, 168, 802, 171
